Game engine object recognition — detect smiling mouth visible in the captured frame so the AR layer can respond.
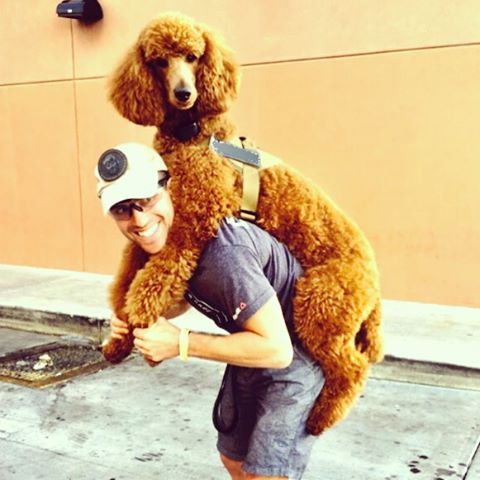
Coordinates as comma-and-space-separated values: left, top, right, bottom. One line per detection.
137, 224, 159, 238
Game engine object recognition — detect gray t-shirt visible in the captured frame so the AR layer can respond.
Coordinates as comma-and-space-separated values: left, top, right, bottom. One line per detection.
186, 217, 303, 335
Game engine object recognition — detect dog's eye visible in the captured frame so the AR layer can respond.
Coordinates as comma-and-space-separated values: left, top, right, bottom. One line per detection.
154, 58, 168, 68
186, 53, 197, 63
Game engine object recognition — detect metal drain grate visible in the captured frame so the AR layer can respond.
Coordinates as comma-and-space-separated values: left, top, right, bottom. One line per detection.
0, 342, 109, 388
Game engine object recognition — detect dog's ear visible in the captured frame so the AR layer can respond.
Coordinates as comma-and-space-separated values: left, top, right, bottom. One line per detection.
195, 30, 240, 116
108, 45, 166, 126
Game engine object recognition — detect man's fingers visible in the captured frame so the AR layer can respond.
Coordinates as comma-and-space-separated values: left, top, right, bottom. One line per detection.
135, 342, 158, 365
110, 332, 127, 340
112, 327, 129, 334
111, 320, 129, 328
133, 337, 147, 349
112, 326, 129, 334
133, 328, 146, 339
145, 358, 159, 367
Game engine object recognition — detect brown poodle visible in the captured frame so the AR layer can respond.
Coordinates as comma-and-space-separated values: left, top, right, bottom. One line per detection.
104, 12, 383, 435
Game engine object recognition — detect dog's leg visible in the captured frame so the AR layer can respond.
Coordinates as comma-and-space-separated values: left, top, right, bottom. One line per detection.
292, 262, 378, 434
102, 243, 149, 364
306, 340, 369, 434
109, 243, 149, 314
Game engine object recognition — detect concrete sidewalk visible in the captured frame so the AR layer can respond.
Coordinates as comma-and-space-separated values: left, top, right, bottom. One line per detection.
0, 264, 479, 369
0, 263, 479, 479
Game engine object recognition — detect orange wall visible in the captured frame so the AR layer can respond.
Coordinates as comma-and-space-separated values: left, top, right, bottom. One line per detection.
1, 1, 480, 307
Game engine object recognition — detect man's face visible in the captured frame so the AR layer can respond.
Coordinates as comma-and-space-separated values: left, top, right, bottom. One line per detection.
111, 183, 174, 255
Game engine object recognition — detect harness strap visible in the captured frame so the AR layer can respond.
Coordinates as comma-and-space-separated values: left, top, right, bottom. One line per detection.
209, 136, 261, 222
232, 160, 260, 222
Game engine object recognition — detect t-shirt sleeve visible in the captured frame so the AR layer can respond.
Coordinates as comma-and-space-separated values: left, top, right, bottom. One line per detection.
191, 245, 276, 328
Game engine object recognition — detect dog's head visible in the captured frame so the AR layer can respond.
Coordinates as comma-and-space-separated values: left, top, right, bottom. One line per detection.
108, 13, 240, 126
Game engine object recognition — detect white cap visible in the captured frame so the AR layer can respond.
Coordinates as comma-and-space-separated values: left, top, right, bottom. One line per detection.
95, 143, 168, 214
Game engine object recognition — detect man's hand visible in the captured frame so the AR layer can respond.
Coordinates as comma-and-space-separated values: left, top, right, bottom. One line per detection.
133, 318, 180, 363
108, 314, 129, 340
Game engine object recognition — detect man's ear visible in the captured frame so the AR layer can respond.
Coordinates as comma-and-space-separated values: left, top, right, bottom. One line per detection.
165, 177, 174, 197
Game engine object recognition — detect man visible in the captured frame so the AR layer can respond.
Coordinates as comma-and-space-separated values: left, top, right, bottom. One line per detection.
95, 142, 324, 480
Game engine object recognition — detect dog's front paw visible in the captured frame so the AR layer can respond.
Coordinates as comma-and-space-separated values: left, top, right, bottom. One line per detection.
102, 335, 134, 364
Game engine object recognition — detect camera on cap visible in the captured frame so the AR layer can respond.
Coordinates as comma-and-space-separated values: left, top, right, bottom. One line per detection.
97, 149, 128, 182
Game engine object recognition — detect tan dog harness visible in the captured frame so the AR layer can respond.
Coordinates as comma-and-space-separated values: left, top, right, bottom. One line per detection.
209, 136, 280, 222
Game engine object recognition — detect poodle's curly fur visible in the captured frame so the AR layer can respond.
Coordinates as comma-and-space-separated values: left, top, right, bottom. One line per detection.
104, 12, 383, 435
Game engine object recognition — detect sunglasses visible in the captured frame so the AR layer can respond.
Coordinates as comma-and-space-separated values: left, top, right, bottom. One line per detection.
109, 171, 170, 221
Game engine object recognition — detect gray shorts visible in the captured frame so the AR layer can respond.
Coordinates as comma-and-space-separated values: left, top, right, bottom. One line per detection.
215, 343, 325, 479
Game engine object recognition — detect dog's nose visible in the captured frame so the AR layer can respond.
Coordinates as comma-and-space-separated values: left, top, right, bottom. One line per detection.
175, 89, 191, 102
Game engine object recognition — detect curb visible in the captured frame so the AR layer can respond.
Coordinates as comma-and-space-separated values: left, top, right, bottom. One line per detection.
0, 305, 108, 343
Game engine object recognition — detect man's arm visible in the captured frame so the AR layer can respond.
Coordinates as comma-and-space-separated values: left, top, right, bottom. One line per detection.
133, 295, 293, 369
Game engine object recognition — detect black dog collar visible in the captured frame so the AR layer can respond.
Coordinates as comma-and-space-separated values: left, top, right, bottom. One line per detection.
172, 121, 200, 142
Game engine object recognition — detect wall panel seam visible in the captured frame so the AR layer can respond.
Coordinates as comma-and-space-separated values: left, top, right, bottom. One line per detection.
70, 20, 86, 271
1, 39, 479, 88
241, 41, 480, 67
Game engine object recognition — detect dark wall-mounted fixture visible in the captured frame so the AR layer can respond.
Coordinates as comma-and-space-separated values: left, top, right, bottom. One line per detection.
56, 0, 103, 23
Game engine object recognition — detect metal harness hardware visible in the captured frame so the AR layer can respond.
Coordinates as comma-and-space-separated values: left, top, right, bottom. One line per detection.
209, 136, 261, 222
